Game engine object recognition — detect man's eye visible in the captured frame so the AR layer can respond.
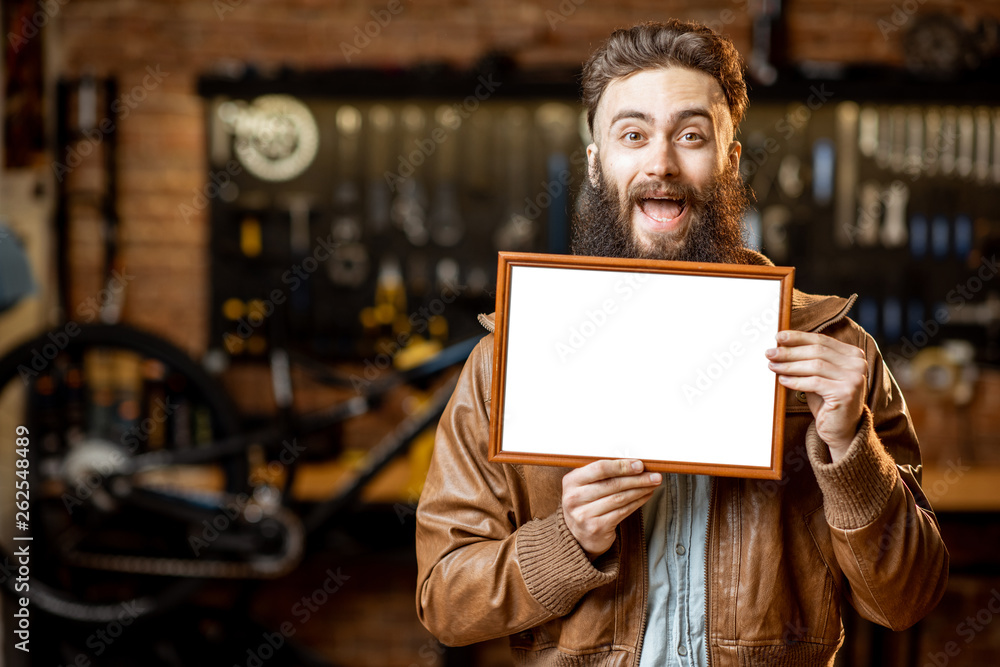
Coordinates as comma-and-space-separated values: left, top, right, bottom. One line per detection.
681, 132, 702, 142
624, 131, 642, 142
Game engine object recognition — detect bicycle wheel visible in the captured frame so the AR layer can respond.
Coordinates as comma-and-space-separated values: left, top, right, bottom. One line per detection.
0, 323, 247, 623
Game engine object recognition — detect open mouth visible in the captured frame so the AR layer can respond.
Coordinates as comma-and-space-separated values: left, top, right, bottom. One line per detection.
637, 196, 687, 228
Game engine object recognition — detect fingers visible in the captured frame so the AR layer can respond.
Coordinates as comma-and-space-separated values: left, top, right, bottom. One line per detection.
767, 343, 864, 364
767, 331, 867, 453
767, 332, 865, 363
565, 458, 645, 485
768, 356, 866, 382
562, 458, 662, 558
773, 374, 853, 403
766, 332, 867, 382
612, 489, 657, 523
770, 355, 864, 400
770, 330, 865, 358
587, 486, 656, 527
567, 487, 656, 546
563, 460, 661, 506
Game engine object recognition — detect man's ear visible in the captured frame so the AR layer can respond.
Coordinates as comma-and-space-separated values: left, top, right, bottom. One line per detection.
727, 140, 742, 174
586, 143, 599, 187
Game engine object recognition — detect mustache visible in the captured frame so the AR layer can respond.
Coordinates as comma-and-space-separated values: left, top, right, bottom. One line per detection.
628, 181, 695, 200
625, 180, 709, 209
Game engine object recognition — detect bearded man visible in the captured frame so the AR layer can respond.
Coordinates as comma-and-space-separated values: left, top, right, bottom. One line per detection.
415, 19, 948, 666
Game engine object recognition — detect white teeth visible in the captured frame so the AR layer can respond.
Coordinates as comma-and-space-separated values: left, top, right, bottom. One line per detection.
639, 200, 684, 224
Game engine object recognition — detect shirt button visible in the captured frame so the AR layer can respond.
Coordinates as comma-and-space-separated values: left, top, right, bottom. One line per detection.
677, 645, 688, 656
675, 544, 686, 556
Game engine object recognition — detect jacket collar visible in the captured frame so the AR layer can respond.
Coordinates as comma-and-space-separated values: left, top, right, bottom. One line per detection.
479, 251, 857, 335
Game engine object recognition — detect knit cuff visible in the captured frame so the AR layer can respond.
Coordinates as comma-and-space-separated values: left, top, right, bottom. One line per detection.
806, 406, 899, 530
515, 506, 619, 616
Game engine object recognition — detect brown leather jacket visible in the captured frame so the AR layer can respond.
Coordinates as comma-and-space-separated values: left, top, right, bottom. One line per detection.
416, 279, 949, 666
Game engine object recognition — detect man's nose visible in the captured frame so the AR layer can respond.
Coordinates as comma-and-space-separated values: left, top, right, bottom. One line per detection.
643, 137, 679, 179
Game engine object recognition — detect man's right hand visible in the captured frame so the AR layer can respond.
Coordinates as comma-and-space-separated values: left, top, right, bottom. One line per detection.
562, 459, 662, 559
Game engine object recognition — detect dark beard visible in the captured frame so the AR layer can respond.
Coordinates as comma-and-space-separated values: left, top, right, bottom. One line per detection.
570, 161, 752, 264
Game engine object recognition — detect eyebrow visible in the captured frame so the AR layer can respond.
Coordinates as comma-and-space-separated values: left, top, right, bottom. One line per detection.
608, 107, 715, 129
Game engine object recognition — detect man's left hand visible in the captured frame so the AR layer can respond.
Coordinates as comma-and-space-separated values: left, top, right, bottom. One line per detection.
765, 331, 867, 462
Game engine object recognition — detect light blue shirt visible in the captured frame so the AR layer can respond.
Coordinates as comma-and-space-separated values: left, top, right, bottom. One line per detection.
638, 473, 712, 667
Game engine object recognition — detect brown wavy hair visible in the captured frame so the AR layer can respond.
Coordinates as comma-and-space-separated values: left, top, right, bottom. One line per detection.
582, 20, 748, 138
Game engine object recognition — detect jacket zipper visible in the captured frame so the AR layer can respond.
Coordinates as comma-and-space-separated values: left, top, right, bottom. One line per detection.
699, 293, 857, 665
811, 294, 858, 334
704, 478, 715, 667
634, 510, 649, 665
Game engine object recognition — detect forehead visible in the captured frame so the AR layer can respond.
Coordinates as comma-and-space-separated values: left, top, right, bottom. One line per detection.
595, 66, 731, 133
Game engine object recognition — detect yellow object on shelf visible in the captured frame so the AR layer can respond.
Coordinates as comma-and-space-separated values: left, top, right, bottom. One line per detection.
394, 336, 442, 370
240, 217, 262, 257
222, 298, 245, 321
407, 428, 435, 499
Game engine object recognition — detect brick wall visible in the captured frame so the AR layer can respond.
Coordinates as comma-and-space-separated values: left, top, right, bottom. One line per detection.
51, 0, 1000, 360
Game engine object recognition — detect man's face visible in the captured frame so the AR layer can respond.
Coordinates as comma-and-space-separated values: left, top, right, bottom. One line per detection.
573, 66, 748, 262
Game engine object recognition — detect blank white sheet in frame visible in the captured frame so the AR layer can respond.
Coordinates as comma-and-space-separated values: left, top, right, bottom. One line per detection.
491, 255, 793, 478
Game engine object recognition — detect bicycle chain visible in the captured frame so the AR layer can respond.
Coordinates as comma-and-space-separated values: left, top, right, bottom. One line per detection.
60, 486, 305, 579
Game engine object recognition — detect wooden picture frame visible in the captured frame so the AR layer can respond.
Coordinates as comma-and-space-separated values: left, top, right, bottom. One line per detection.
488, 252, 795, 480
